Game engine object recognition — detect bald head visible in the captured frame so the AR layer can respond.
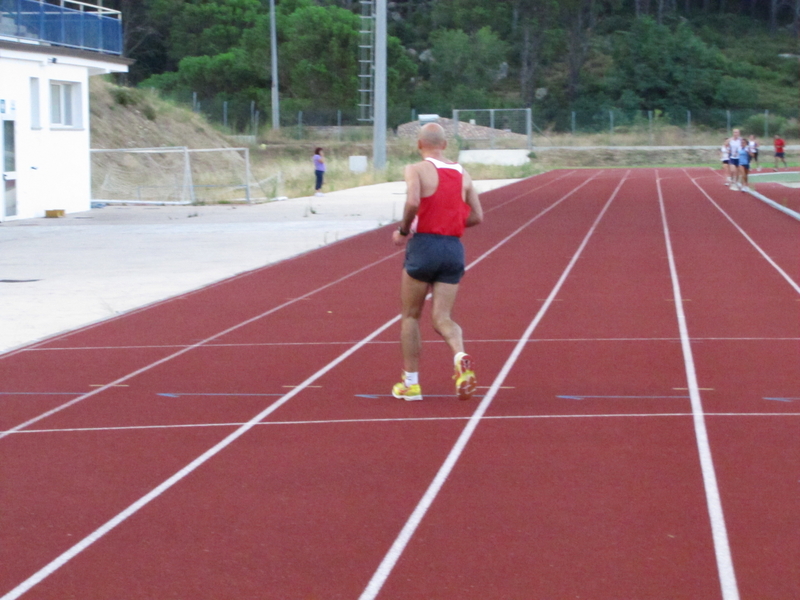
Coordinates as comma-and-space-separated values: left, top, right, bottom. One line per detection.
418, 123, 447, 149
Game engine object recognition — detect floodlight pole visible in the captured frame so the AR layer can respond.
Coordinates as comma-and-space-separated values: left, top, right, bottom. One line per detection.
372, 0, 387, 170
270, 0, 280, 131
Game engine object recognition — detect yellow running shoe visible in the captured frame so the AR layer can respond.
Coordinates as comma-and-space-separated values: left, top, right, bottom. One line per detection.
392, 379, 423, 401
453, 352, 476, 400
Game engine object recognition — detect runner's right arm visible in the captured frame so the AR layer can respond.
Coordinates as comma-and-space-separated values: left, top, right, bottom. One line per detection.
393, 164, 422, 245
463, 172, 483, 228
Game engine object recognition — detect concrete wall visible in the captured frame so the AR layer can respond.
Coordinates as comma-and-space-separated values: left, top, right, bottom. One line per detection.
458, 149, 532, 166
0, 45, 126, 221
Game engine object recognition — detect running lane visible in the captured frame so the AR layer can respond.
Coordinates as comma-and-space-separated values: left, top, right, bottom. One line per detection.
363, 169, 729, 599
686, 167, 800, 284
657, 168, 800, 600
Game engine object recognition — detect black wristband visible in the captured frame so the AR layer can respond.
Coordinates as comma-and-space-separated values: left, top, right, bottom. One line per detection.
398, 226, 410, 236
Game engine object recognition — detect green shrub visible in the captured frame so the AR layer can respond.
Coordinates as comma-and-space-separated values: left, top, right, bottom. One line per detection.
110, 86, 144, 107
142, 103, 157, 121
743, 113, 787, 137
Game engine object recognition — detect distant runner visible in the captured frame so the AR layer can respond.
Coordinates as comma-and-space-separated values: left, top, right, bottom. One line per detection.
727, 129, 743, 188
748, 135, 760, 172
391, 123, 484, 402
737, 138, 752, 192
773, 135, 787, 170
720, 138, 731, 185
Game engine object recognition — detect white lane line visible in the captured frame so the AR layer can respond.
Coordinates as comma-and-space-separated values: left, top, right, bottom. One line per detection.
0, 252, 402, 441
687, 171, 800, 295
23, 335, 799, 352
657, 173, 740, 600
1, 169, 588, 434
12, 411, 800, 435
485, 169, 578, 213
358, 170, 629, 600
746, 188, 800, 222
2, 169, 574, 361
466, 170, 601, 272
0, 171, 599, 438
0, 316, 401, 600
0, 168, 604, 600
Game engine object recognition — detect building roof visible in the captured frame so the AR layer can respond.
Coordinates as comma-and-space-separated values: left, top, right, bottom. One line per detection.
0, 38, 133, 67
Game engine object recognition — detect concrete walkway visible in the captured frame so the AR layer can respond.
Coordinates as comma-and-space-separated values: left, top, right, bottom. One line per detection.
0, 179, 517, 354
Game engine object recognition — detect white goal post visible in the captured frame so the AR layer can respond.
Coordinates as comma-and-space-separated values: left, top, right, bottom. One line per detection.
91, 146, 280, 205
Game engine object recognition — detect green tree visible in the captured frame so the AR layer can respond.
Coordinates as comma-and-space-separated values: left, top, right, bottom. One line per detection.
168, 0, 264, 61
278, 4, 361, 107
424, 27, 508, 108
610, 17, 724, 109
386, 36, 419, 109
714, 75, 759, 107
145, 48, 267, 98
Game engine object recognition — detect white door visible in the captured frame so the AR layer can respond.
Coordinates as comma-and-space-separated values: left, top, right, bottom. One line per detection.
1, 114, 17, 220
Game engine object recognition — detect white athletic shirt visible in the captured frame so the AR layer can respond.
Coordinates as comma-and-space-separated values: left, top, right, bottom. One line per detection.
728, 137, 741, 156
748, 140, 758, 152
720, 144, 730, 161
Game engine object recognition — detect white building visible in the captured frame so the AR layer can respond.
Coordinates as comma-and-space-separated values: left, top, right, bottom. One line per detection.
0, 0, 130, 221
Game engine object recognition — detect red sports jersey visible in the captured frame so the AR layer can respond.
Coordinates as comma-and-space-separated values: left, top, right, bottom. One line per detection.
775, 138, 785, 153
415, 158, 470, 237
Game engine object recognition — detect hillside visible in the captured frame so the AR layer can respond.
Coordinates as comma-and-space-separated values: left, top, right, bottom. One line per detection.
90, 77, 233, 151
89, 78, 265, 204
115, 0, 799, 138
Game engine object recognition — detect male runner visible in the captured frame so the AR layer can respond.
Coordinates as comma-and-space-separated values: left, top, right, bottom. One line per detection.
391, 123, 484, 401
773, 134, 787, 170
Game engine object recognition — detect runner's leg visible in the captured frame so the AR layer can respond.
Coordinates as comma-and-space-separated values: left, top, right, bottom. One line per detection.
430, 281, 464, 356
400, 271, 430, 373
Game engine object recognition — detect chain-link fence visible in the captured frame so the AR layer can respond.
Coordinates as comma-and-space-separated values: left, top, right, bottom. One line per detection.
150, 88, 799, 146
533, 107, 798, 145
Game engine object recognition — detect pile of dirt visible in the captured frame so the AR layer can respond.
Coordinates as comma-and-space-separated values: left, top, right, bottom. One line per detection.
397, 117, 527, 143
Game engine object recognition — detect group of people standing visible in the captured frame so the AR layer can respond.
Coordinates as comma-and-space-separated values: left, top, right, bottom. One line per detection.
721, 130, 788, 192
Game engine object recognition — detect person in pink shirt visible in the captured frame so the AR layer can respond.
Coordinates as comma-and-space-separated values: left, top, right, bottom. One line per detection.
313, 147, 326, 196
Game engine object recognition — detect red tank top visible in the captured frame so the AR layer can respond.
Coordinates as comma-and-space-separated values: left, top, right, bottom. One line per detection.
415, 158, 470, 237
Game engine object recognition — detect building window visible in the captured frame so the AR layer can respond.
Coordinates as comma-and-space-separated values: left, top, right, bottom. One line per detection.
50, 81, 81, 128
31, 78, 41, 129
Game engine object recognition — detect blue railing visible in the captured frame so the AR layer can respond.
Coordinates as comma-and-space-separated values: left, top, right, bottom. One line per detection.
0, 0, 122, 55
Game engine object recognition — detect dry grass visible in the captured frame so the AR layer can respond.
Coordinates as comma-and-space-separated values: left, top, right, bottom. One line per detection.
90, 78, 233, 150
90, 80, 796, 202
534, 126, 718, 148
254, 144, 545, 199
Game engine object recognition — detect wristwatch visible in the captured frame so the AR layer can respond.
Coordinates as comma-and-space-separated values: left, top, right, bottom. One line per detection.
397, 226, 410, 236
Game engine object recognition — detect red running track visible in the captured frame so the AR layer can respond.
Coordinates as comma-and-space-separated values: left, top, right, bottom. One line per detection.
1, 168, 798, 600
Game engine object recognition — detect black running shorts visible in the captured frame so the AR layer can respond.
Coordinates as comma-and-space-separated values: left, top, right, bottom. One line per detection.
404, 233, 465, 284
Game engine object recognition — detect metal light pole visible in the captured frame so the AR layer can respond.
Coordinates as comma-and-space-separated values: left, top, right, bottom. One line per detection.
372, 0, 387, 169
270, 0, 280, 131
